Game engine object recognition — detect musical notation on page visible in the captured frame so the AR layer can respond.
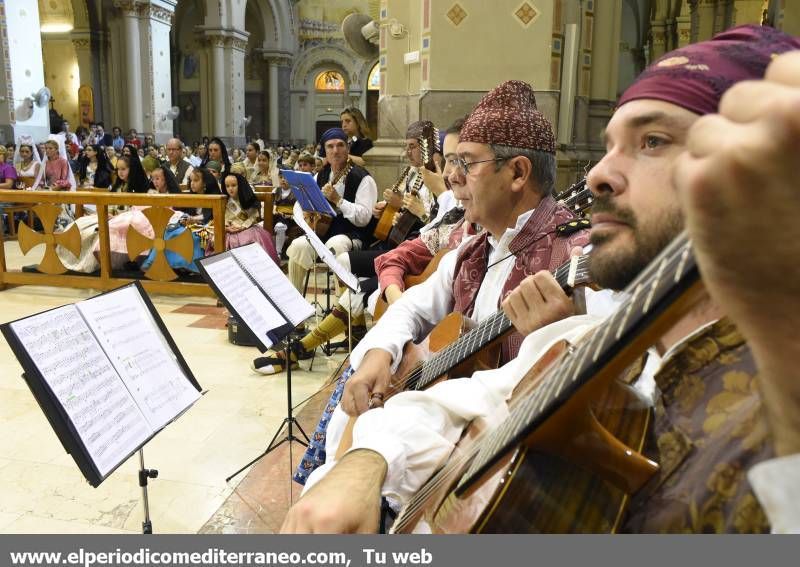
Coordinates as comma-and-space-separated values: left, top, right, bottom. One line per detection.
202, 255, 287, 347
9, 306, 151, 477
230, 243, 314, 327
76, 286, 201, 431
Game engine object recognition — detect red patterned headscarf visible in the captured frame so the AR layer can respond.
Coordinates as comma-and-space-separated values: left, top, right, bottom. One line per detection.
460, 80, 555, 154
618, 25, 800, 116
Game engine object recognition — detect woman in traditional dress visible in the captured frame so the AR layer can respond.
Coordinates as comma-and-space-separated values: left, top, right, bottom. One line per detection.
13, 137, 43, 189
200, 137, 232, 177
76, 144, 113, 189
57, 153, 150, 273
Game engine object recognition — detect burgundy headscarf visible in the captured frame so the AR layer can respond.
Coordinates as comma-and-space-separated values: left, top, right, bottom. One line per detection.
618, 25, 800, 116
460, 80, 556, 154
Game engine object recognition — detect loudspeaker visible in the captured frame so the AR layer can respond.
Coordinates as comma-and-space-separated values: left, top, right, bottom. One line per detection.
227, 315, 259, 347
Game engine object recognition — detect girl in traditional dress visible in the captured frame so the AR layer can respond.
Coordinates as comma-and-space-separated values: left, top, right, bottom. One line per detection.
249, 149, 278, 187
185, 167, 222, 224
218, 172, 278, 263
57, 153, 149, 273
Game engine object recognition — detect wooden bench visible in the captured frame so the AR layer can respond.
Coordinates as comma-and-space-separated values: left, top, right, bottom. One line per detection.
0, 189, 274, 297
2, 205, 34, 239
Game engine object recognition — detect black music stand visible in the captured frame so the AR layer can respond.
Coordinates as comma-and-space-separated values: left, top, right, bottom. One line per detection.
138, 448, 158, 534
225, 330, 310, 482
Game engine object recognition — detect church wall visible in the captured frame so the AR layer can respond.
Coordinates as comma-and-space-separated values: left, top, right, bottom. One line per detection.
774, 0, 800, 34
42, 37, 81, 128
427, 0, 553, 93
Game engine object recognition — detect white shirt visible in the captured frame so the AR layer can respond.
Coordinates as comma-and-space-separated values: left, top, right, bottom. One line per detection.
351, 210, 534, 374
748, 452, 800, 532
304, 290, 619, 504
313, 169, 378, 227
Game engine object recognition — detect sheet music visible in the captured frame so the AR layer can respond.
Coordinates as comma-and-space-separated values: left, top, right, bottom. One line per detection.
77, 286, 201, 431
293, 208, 360, 292
202, 255, 286, 347
231, 243, 314, 327
9, 306, 151, 477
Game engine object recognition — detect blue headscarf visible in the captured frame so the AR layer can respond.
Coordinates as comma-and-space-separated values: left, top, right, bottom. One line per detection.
319, 127, 347, 146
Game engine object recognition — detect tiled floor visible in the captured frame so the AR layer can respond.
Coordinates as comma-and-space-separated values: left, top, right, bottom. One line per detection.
0, 240, 349, 533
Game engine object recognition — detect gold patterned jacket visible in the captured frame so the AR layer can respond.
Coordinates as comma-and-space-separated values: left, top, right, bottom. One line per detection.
622, 318, 773, 533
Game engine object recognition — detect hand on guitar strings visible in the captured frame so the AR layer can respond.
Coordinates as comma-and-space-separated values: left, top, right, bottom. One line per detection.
402, 193, 426, 219
674, 50, 800, 456
383, 188, 404, 209
501, 268, 576, 337
322, 183, 341, 205
342, 349, 394, 416
280, 449, 387, 534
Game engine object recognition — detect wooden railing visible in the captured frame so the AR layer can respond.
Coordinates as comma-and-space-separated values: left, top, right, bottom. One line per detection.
0, 189, 275, 297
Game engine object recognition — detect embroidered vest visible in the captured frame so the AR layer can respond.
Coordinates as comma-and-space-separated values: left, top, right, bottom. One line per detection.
622, 318, 773, 533
451, 196, 590, 362
316, 163, 372, 243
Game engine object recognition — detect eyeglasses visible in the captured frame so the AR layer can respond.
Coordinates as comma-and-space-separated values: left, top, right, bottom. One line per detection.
447, 156, 507, 176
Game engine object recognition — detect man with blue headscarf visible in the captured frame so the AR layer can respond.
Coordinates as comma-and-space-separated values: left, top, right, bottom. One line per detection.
285, 127, 378, 293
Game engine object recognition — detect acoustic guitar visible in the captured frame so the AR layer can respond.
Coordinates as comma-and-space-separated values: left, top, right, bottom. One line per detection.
372, 248, 451, 322
308, 159, 353, 238
373, 166, 411, 242
335, 254, 594, 459
391, 231, 705, 533
388, 123, 441, 246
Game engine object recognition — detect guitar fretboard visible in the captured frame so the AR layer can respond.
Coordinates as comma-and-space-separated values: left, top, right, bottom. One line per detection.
411, 255, 592, 391
457, 231, 697, 492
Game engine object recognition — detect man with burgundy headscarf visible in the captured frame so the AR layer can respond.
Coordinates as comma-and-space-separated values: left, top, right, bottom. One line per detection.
341, 80, 590, 416
281, 25, 800, 534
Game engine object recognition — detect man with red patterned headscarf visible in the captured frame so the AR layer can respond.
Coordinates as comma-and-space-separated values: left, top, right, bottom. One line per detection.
282, 25, 800, 534
343, 80, 590, 416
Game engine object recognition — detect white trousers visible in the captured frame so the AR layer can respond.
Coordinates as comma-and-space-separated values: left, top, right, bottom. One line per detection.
286, 234, 361, 292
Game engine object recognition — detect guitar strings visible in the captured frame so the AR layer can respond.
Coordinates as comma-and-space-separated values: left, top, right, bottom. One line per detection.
395, 234, 693, 531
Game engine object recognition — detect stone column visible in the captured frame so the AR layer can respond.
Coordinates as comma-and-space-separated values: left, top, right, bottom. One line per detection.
675, 1, 692, 48
694, 0, 717, 41
0, 0, 50, 143
203, 29, 249, 146
205, 33, 228, 137
71, 31, 93, 91
115, 0, 145, 131
649, 20, 668, 61
139, 1, 177, 143
229, 35, 248, 148
267, 59, 279, 143
263, 52, 292, 145
732, 0, 766, 25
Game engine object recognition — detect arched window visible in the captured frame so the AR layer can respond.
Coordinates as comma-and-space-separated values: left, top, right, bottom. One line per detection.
314, 70, 345, 91
367, 63, 380, 91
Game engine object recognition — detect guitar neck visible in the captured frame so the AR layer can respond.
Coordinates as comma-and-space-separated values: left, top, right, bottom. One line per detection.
456, 231, 701, 494
410, 254, 593, 392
